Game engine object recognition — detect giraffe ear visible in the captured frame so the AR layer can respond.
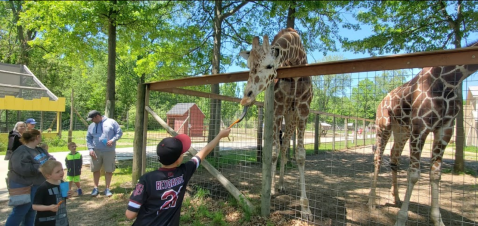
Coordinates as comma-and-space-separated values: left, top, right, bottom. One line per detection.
272, 47, 280, 58
239, 51, 250, 60
262, 35, 269, 52
252, 36, 260, 50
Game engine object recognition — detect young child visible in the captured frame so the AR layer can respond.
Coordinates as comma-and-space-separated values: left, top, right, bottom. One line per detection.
125, 128, 231, 225
33, 160, 73, 226
39, 142, 49, 151
65, 142, 83, 195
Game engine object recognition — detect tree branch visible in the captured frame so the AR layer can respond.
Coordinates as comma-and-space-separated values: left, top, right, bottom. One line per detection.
220, 1, 249, 21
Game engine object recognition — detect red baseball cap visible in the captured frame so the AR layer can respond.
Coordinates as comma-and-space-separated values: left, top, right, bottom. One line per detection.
156, 134, 191, 165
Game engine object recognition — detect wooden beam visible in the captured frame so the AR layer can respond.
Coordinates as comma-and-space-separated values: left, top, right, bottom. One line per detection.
147, 47, 478, 90
159, 88, 264, 107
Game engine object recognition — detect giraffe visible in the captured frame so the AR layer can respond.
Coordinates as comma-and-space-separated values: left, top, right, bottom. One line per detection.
239, 28, 313, 219
368, 41, 478, 226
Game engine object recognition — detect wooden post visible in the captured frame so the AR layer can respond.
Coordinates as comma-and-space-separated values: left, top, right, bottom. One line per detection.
345, 118, 348, 149
141, 85, 150, 174
40, 111, 44, 131
132, 75, 146, 184
145, 106, 255, 212
261, 83, 274, 217
68, 89, 74, 143
314, 114, 319, 154
332, 116, 336, 151
363, 120, 366, 145
354, 118, 358, 147
57, 112, 62, 138
256, 106, 263, 162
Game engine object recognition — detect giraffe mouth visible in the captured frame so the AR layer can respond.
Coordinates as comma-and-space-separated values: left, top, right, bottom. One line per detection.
240, 97, 255, 106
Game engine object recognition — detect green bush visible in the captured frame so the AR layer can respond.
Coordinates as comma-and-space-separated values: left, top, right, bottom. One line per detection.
44, 136, 68, 147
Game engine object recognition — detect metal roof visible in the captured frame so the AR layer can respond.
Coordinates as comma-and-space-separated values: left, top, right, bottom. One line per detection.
166, 103, 205, 116
0, 62, 58, 100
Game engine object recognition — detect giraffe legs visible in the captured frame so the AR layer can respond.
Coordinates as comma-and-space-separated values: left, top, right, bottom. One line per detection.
278, 113, 294, 193
295, 118, 312, 220
270, 117, 282, 196
394, 132, 426, 226
368, 125, 391, 209
390, 126, 410, 206
428, 128, 451, 226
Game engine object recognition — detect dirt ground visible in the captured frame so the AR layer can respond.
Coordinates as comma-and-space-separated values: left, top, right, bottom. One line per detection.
0, 144, 476, 226
190, 144, 478, 226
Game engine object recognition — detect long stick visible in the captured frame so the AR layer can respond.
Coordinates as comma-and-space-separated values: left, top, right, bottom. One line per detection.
145, 106, 254, 212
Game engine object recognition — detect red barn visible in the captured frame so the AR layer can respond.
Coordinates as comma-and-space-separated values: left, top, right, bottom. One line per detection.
166, 103, 205, 137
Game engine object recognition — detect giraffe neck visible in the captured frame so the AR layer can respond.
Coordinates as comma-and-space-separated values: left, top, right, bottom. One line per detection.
271, 30, 308, 67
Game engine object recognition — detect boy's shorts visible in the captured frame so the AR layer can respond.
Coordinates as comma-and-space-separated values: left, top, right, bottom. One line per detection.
66, 175, 80, 182
90, 150, 116, 173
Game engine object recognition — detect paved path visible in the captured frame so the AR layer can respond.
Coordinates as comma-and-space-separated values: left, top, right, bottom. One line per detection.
0, 135, 368, 201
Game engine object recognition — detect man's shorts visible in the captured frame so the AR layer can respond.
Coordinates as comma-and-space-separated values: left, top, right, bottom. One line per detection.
90, 150, 116, 173
66, 175, 80, 182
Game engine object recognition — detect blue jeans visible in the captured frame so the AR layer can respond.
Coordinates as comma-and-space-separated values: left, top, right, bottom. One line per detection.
5, 181, 39, 226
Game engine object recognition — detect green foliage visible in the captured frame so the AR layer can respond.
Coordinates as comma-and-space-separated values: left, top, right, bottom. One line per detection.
43, 136, 67, 147
342, 1, 478, 54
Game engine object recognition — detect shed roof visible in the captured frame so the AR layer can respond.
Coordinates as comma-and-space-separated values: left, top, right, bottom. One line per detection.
166, 103, 205, 116
0, 62, 58, 100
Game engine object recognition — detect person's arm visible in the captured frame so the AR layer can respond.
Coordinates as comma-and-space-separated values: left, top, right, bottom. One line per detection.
32, 204, 59, 212
125, 209, 138, 220
86, 125, 94, 151
65, 157, 70, 169
195, 128, 231, 161
112, 120, 123, 142
7, 134, 15, 151
11, 150, 41, 177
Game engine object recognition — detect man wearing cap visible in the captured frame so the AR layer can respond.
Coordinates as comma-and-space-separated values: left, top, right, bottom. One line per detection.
25, 118, 36, 131
86, 110, 123, 197
125, 128, 231, 225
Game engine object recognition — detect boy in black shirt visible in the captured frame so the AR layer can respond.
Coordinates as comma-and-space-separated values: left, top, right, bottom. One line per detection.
33, 160, 73, 226
125, 128, 231, 226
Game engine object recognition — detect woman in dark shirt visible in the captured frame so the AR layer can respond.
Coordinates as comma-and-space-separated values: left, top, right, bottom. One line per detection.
5, 121, 26, 160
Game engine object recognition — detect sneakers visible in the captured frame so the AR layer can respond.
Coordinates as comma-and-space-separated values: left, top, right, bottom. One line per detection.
77, 188, 83, 196
91, 188, 98, 196
104, 189, 113, 197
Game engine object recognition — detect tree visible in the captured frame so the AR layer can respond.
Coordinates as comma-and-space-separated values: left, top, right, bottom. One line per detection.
342, 1, 478, 172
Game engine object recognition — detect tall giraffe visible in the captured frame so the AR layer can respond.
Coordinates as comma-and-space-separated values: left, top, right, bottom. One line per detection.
239, 28, 313, 219
369, 41, 478, 226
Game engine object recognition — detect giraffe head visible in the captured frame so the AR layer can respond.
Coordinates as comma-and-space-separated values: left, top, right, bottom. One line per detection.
239, 35, 281, 106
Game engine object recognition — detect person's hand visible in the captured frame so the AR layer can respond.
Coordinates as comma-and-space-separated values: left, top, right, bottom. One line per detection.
218, 128, 231, 138
89, 150, 97, 159
67, 190, 73, 198
106, 140, 113, 146
49, 204, 59, 212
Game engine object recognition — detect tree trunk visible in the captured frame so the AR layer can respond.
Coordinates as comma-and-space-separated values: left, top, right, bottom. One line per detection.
105, 0, 117, 118
286, 1, 296, 29
208, 1, 223, 157
9, 1, 30, 65
68, 89, 74, 143
452, 16, 465, 173
132, 74, 145, 185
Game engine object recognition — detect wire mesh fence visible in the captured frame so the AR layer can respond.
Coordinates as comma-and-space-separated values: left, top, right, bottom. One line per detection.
139, 64, 478, 225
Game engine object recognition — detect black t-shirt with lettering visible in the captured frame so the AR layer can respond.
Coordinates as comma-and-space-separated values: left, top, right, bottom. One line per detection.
33, 181, 69, 226
127, 157, 201, 226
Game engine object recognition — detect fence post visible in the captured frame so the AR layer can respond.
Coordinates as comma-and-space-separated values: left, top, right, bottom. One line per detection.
363, 119, 366, 146
314, 113, 319, 154
332, 116, 336, 151
257, 106, 263, 162
354, 118, 358, 147
345, 118, 348, 149
261, 83, 274, 217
